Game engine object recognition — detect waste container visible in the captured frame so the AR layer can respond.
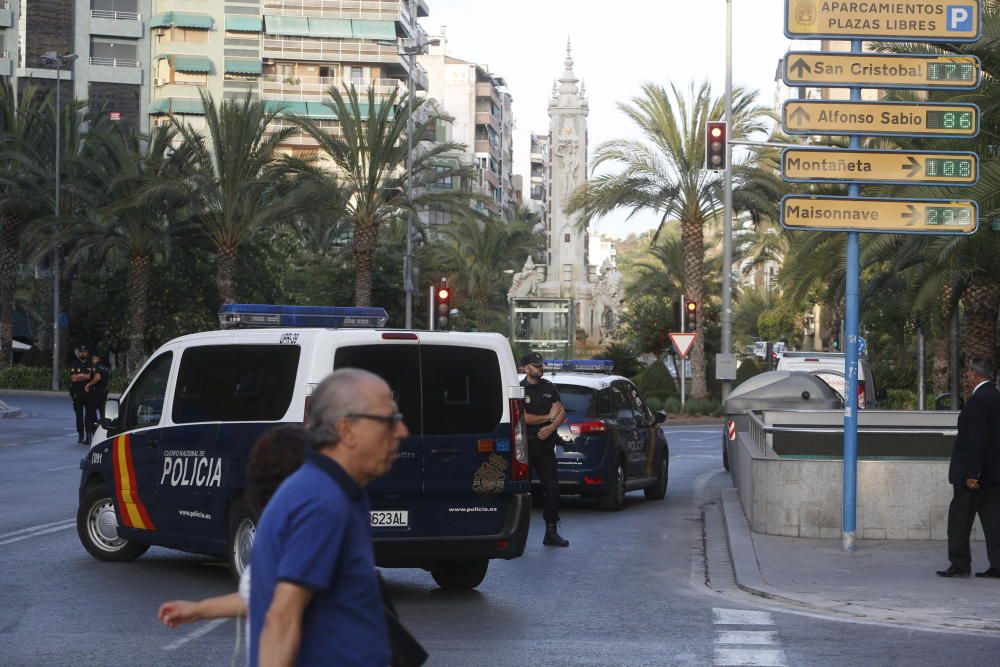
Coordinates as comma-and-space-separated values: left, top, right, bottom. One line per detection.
722, 371, 841, 470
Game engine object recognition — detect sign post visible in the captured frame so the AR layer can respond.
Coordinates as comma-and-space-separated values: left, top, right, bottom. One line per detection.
779, 0, 981, 553
669, 332, 697, 412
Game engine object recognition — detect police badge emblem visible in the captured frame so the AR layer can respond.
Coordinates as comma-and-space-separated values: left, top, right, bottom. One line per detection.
473, 453, 509, 496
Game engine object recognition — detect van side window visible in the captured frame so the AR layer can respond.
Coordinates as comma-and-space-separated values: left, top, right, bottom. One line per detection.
610, 382, 636, 426
172, 345, 301, 423
597, 388, 614, 418
121, 352, 173, 431
627, 383, 652, 425
422, 346, 501, 435
334, 345, 421, 434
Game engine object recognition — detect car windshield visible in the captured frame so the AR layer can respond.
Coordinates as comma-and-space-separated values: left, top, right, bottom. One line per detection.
555, 384, 597, 417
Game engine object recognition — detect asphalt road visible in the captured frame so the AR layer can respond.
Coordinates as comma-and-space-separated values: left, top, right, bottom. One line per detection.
2, 390, 1000, 666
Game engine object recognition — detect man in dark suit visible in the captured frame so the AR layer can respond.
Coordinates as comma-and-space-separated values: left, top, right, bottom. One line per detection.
937, 356, 1000, 578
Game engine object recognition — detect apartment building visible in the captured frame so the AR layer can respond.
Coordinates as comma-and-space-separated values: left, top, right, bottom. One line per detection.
5, 1, 151, 131
419, 33, 514, 217
512, 127, 547, 222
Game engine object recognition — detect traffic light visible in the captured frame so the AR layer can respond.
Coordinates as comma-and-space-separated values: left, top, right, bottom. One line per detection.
685, 298, 698, 331
434, 281, 452, 330
705, 121, 727, 171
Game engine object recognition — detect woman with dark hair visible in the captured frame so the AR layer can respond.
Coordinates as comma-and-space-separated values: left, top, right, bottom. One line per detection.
157, 425, 307, 628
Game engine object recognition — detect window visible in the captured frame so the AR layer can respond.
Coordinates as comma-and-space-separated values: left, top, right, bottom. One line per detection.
350, 66, 363, 84
556, 385, 597, 417
421, 346, 502, 435
121, 352, 173, 431
158, 27, 209, 44
90, 38, 137, 62
626, 382, 652, 425
334, 344, 421, 434
172, 345, 301, 423
610, 382, 636, 426
597, 387, 614, 418
92, 0, 138, 11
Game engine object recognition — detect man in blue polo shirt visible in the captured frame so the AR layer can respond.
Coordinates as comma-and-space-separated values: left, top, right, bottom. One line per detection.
249, 368, 409, 666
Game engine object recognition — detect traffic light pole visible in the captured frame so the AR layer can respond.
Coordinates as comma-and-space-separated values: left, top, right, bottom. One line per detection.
428, 284, 435, 331
720, 0, 734, 402
680, 293, 686, 411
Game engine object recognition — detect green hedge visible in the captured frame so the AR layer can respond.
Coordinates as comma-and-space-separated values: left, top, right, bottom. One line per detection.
633, 359, 678, 402
883, 388, 917, 410
0, 366, 58, 391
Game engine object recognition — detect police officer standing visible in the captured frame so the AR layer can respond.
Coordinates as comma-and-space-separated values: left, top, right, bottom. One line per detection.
83, 350, 111, 446
68, 345, 92, 444
520, 352, 569, 547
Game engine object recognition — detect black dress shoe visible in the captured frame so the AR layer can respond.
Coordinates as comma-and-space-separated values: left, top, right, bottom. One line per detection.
936, 565, 971, 578
975, 568, 1000, 578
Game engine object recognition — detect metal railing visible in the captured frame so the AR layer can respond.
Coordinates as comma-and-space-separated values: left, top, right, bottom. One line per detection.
89, 57, 140, 68
261, 74, 402, 99
262, 37, 401, 63
261, 0, 413, 22
91, 9, 141, 21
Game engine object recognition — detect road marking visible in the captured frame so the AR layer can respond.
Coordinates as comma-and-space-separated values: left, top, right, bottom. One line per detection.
46, 464, 80, 471
715, 631, 777, 645
0, 519, 75, 546
162, 619, 229, 650
714, 648, 787, 666
713, 609, 775, 626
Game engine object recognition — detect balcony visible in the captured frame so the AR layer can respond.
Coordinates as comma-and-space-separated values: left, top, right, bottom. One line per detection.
475, 110, 499, 132
262, 74, 402, 101
262, 1, 421, 24
0, 2, 10, 29
89, 56, 142, 85
90, 9, 144, 39
476, 81, 500, 104
263, 37, 401, 64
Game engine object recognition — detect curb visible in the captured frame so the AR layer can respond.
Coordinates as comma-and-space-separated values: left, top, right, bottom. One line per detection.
719, 488, 1000, 635
0, 389, 66, 397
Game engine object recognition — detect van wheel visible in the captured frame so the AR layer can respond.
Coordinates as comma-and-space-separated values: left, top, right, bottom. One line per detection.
77, 485, 149, 562
227, 500, 257, 582
644, 455, 668, 500
599, 460, 626, 512
431, 559, 489, 590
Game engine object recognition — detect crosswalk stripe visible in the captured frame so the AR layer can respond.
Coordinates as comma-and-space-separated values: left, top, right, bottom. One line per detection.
713, 608, 775, 625
714, 648, 787, 666
715, 630, 777, 645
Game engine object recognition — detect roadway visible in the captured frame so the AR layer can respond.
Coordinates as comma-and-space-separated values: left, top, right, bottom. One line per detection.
2, 391, 999, 665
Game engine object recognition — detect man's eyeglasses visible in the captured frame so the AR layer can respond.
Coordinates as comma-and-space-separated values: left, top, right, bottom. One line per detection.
345, 412, 405, 428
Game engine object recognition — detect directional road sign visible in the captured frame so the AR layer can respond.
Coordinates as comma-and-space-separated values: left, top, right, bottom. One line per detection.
782, 100, 979, 138
782, 52, 981, 90
669, 332, 697, 359
781, 196, 978, 234
785, 0, 980, 42
781, 148, 978, 186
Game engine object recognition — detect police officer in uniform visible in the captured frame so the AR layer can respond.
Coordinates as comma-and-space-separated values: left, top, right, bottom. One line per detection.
84, 350, 111, 446
68, 345, 92, 444
520, 352, 569, 547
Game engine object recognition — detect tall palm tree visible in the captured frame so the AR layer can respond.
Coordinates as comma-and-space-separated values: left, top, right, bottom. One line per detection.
174, 92, 298, 306
295, 85, 475, 306
0, 80, 52, 366
567, 81, 771, 399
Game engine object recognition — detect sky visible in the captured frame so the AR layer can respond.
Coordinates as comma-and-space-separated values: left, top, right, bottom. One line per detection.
427, 0, 792, 239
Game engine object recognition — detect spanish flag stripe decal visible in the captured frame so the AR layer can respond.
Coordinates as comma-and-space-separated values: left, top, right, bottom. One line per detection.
113, 434, 156, 531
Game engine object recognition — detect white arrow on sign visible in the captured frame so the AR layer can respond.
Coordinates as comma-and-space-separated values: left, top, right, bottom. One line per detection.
669, 332, 697, 359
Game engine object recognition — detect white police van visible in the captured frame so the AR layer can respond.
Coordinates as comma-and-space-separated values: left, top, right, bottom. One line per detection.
77, 305, 531, 589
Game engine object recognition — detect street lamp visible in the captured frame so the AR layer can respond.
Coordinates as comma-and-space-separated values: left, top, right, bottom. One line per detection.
380, 4, 438, 329
40, 51, 78, 391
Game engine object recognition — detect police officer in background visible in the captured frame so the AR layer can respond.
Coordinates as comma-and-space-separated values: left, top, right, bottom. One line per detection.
68, 345, 92, 444
83, 350, 111, 446
520, 352, 569, 547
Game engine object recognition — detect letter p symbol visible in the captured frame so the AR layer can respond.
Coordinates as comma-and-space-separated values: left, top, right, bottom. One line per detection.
947, 6, 973, 32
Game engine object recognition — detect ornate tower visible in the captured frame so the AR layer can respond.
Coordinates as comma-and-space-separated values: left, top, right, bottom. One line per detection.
547, 39, 589, 290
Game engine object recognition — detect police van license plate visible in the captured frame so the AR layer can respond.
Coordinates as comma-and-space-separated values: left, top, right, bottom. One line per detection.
370, 510, 408, 528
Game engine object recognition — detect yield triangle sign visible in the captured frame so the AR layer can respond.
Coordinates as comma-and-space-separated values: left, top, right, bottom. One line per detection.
669, 332, 697, 359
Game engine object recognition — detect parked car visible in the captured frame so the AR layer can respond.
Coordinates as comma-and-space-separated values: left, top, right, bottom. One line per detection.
523, 362, 669, 511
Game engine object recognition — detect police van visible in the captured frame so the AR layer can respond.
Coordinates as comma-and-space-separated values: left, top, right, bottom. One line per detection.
77, 305, 531, 589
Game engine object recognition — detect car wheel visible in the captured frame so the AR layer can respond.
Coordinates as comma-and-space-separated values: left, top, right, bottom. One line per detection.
644, 455, 668, 500
431, 559, 489, 590
227, 500, 257, 582
77, 485, 150, 562
722, 428, 731, 472
599, 460, 626, 512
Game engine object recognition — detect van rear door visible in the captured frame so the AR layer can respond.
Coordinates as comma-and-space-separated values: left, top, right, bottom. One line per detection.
334, 343, 423, 537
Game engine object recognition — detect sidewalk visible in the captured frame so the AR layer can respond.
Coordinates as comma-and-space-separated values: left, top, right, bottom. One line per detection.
721, 488, 1000, 634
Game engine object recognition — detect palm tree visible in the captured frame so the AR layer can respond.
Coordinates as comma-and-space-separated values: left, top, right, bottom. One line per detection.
0, 80, 52, 366
173, 92, 298, 306
567, 81, 771, 399
295, 85, 475, 306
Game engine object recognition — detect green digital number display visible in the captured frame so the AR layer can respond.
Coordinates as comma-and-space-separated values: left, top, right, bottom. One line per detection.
925, 110, 973, 130
925, 207, 971, 226
926, 62, 975, 82
925, 158, 973, 178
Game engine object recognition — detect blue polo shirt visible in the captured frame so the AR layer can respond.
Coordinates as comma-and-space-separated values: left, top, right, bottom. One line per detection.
248, 450, 389, 667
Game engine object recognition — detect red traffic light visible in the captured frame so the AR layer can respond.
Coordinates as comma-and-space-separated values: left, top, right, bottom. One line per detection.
705, 121, 727, 171
686, 301, 697, 312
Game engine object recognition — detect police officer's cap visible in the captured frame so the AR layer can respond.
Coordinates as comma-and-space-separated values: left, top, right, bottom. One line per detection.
520, 351, 544, 367
76, 344, 89, 354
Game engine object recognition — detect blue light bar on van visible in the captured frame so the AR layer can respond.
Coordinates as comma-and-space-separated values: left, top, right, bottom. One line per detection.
219, 304, 389, 329
543, 360, 615, 373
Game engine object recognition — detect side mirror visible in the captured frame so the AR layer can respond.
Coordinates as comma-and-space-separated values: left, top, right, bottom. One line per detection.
654, 410, 667, 425
102, 398, 120, 431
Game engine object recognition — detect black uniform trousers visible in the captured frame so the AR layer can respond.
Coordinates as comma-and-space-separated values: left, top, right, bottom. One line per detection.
947, 482, 1000, 570
71, 392, 86, 438
529, 439, 560, 524
84, 391, 107, 436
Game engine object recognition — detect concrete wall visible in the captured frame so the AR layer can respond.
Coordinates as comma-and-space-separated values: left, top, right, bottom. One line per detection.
729, 422, 983, 541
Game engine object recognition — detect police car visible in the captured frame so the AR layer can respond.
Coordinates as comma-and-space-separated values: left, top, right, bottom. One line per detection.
77, 305, 531, 590
524, 361, 669, 511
